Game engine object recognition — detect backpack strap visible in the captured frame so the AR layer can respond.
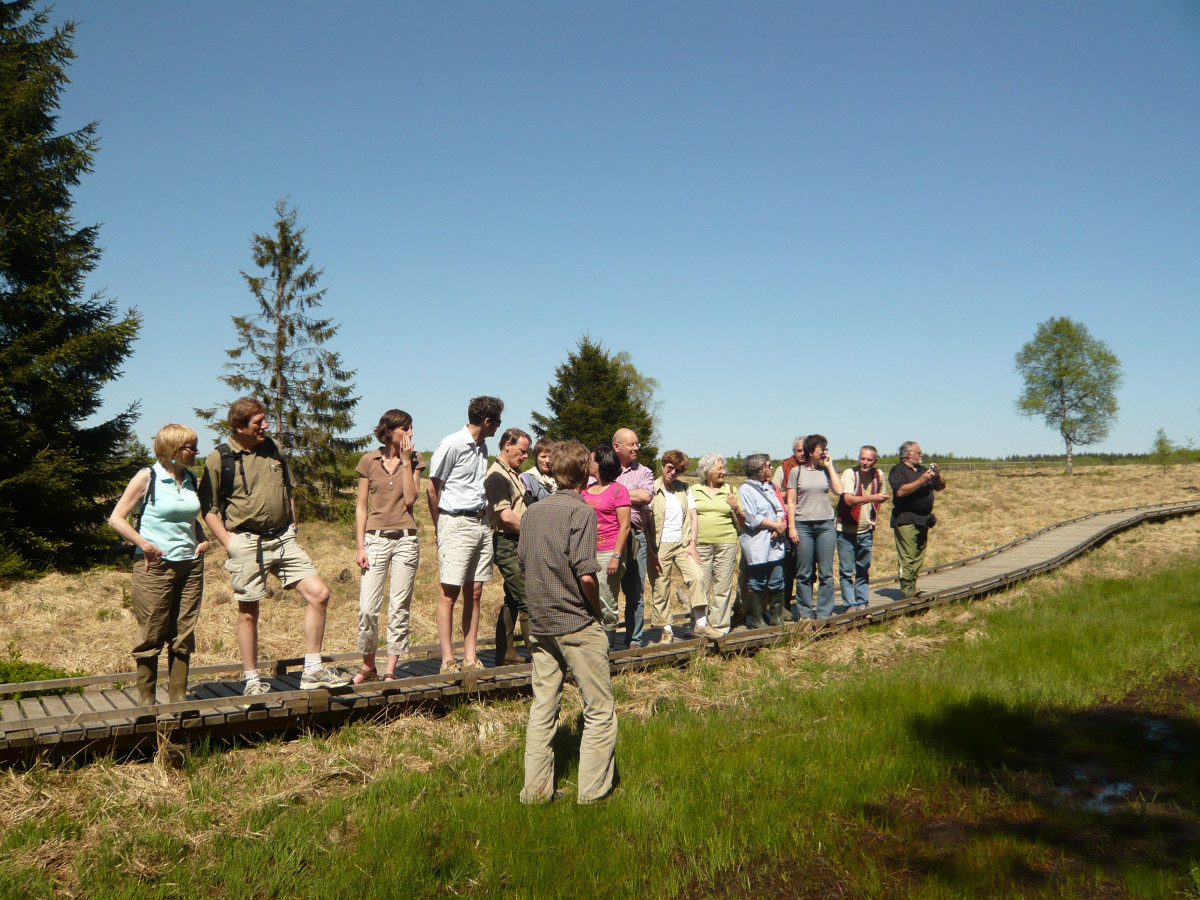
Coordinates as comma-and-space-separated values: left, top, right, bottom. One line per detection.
216, 438, 293, 524
133, 467, 156, 533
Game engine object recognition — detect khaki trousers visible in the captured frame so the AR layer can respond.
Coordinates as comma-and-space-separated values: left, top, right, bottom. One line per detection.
893, 524, 929, 598
521, 622, 617, 805
130, 556, 204, 660
648, 540, 705, 627
697, 542, 738, 632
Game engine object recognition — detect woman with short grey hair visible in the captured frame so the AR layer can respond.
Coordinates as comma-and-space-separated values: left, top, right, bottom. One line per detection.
737, 453, 789, 629
689, 453, 743, 637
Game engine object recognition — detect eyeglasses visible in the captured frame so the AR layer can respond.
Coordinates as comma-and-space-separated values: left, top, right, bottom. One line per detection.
179, 445, 199, 453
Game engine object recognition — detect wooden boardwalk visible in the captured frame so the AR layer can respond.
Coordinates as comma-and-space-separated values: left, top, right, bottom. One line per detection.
3, 500, 1197, 764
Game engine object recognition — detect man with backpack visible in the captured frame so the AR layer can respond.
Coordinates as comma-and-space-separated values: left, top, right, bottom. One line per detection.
835, 445, 889, 611
199, 397, 352, 694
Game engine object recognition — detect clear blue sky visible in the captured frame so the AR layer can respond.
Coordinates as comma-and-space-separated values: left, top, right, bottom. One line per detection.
53, 0, 1200, 460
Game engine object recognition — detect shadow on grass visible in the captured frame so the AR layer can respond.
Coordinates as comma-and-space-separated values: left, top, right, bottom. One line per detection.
884, 672, 1200, 891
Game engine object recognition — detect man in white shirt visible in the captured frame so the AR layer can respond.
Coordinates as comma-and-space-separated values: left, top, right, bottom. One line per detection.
426, 396, 503, 673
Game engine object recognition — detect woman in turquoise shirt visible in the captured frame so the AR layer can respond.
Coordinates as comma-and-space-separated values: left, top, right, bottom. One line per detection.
109, 424, 209, 708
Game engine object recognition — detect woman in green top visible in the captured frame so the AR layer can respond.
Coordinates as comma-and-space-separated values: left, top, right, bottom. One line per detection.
689, 454, 744, 637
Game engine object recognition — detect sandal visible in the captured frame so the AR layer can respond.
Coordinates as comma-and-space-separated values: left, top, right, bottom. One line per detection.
352, 667, 378, 685
383, 672, 398, 681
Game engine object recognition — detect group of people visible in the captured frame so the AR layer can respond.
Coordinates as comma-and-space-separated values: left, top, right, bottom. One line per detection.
109, 393, 945, 805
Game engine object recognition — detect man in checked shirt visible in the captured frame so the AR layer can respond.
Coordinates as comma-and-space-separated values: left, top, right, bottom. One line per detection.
517, 440, 617, 805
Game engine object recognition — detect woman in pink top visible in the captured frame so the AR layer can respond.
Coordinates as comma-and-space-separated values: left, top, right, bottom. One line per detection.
583, 444, 631, 647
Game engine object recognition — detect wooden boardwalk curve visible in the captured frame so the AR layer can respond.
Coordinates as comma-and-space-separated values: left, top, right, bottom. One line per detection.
3, 499, 1197, 765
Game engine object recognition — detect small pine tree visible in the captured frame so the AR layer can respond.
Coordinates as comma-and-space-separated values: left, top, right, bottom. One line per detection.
531, 336, 659, 466
196, 200, 362, 519
0, 2, 141, 575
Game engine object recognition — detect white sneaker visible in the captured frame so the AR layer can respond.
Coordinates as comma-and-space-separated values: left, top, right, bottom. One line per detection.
243, 680, 271, 696
300, 664, 353, 690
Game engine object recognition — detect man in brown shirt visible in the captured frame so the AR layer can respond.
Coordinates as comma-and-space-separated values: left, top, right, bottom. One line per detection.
517, 440, 616, 805
199, 397, 351, 694
484, 427, 531, 665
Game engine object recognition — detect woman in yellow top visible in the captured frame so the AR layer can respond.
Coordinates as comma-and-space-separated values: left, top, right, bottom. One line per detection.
689, 453, 744, 637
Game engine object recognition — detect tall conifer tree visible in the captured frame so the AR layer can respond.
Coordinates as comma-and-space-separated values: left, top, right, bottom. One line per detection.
531, 336, 659, 466
0, 1, 141, 575
198, 199, 361, 518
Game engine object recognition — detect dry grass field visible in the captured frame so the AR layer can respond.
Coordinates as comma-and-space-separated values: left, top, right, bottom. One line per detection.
1, 463, 1197, 678
2, 463, 1199, 895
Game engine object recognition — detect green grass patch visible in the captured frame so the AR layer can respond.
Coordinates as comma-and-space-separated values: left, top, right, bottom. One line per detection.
8, 558, 1200, 898
0, 641, 85, 699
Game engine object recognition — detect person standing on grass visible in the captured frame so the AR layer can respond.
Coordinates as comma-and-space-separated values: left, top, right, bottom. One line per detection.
518, 440, 617, 805
426, 395, 503, 674
612, 427, 656, 648
352, 409, 427, 684
486, 427, 533, 665
835, 445, 888, 611
888, 440, 946, 598
199, 397, 352, 695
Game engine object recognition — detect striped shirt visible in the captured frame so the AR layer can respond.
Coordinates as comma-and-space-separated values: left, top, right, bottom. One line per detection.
518, 490, 600, 636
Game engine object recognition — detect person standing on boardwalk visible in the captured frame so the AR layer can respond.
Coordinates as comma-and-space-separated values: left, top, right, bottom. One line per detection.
518, 440, 616, 805
109, 423, 210, 707
199, 398, 351, 695
485, 426, 532, 665
648, 450, 705, 644
835, 445, 888, 611
888, 441, 946, 598
426, 396, 503, 673
612, 427, 656, 648
352, 409, 427, 683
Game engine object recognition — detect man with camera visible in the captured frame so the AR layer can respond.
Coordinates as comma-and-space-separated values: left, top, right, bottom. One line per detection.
888, 441, 946, 599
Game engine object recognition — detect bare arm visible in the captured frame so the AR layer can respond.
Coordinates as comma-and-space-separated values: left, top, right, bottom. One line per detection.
497, 508, 522, 532
355, 477, 370, 569
610, 505, 631, 576
786, 486, 798, 543
825, 461, 844, 496
426, 477, 444, 532
626, 488, 652, 506
108, 470, 159, 563
580, 573, 602, 619
204, 509, 233, 552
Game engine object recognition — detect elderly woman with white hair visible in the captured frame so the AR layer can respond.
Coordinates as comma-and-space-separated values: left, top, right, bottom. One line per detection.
689, 453, 743, 638
109, 424, 210, 707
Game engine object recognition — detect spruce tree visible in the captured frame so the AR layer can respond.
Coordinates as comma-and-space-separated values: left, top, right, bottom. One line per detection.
0, 2, 141, 575
531, 336, 659, 465
198, 199, 361, 518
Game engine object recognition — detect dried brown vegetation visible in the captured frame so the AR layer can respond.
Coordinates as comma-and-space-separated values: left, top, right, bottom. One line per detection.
1, 464, 1198, 894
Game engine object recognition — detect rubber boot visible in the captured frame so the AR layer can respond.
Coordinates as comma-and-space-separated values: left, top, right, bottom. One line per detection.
167, 651, 190, 704
518, 611, 532, 656
497, 607, 523, 666
768, 591, 785, 627
746, 591, 768, 630
135, 657, 157, 707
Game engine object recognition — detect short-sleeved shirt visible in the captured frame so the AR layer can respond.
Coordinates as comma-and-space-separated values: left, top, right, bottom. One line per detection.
786, 466, 835, 522
518, 490, 601, 636
582, 482, 631, 552
889, 463, 935, 526
138, 463, 201, 561
356, 449, 427, 531
485, 459, 527, 533
616, 462, 655, 532
199, 440, 291, 533
837, 466, 885, 533
691, 483, 739, 544
428, 426, 488, 512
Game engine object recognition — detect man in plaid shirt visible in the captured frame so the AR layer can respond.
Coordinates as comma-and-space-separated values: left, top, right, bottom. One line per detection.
517, 440, 617, 805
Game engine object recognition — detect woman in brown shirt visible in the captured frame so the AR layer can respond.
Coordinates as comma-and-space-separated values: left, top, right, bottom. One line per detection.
353, 409, 427, 681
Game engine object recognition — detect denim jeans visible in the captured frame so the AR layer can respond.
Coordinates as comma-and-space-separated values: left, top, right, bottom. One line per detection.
836, 528, 874, 609
794, 519, 836, 618
619, 531, 647, 646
